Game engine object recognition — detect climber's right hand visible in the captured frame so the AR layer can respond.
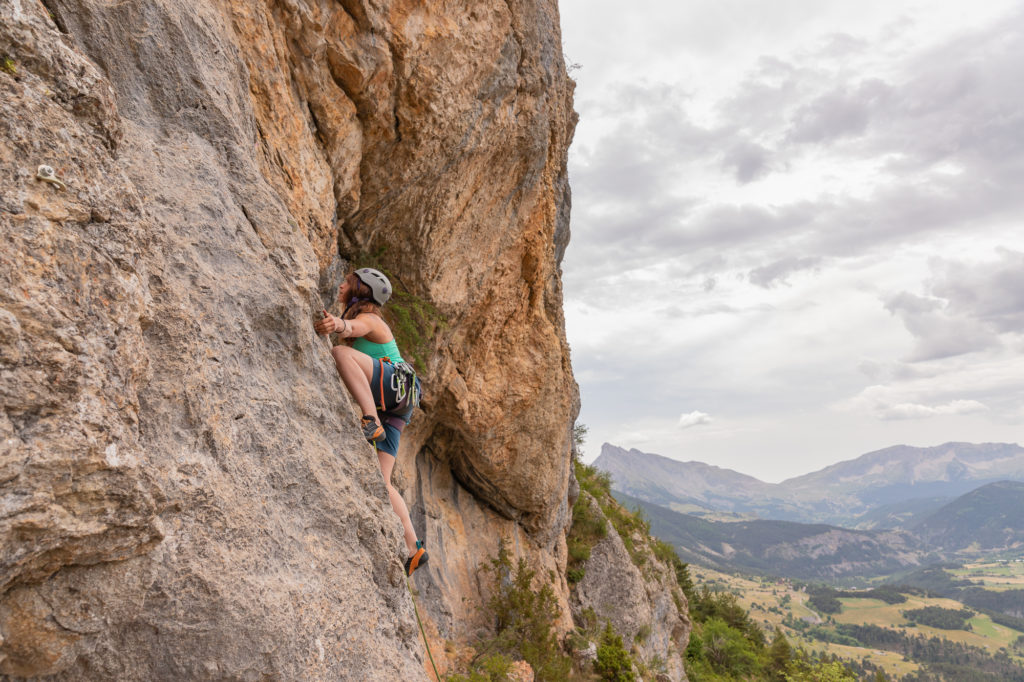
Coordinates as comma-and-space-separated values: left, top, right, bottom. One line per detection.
314, 310, 337, 335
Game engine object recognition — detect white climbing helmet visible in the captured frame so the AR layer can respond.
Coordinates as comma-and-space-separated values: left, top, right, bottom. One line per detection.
354, 267, 392, 306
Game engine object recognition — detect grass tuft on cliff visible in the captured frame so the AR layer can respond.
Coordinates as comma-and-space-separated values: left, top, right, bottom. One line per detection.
573, 460, 676, 574
347, 248, 446, 369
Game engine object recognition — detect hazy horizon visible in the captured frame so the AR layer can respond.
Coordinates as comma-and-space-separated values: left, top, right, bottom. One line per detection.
594, 439, 1024, 484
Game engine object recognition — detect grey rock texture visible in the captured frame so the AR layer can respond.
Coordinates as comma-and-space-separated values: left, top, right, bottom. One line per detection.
1, 0, 577, 678
573, 496, 690, 682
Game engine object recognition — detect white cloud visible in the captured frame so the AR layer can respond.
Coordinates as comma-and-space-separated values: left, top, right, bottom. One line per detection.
678, 411, 713, 429
878, 400, 989, 420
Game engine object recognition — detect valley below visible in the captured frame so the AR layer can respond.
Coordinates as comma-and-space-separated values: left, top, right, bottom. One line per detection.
691, 560, 1024, 680
594, 439, 1024, 680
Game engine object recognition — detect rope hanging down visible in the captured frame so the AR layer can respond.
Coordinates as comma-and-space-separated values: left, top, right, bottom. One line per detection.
407, 576, 441, 681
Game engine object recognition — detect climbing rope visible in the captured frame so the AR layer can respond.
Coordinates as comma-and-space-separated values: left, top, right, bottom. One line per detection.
406, 575, 442, 681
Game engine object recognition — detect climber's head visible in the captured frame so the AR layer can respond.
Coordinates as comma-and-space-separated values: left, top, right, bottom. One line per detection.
353, 268, 392, 306
340, 267, 392, 318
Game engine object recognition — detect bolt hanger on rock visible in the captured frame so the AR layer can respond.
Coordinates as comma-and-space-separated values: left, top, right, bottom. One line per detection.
36, 164, 67, 190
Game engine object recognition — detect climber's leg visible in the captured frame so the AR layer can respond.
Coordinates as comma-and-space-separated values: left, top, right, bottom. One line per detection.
330, 345, 379, 427
378, 449, 418, 556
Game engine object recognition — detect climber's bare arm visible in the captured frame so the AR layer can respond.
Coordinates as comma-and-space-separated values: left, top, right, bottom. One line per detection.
314, 311, 390, 341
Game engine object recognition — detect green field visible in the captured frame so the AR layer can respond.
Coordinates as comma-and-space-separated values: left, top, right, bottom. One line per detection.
690, 566, 919, 677
690, 562, 1024, 679
950, 560, 1024, 589
833, 594, 1021, 652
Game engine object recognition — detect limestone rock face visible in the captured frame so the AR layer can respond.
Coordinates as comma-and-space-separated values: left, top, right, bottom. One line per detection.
1, 0, 577, 678
573, 496, 691, 682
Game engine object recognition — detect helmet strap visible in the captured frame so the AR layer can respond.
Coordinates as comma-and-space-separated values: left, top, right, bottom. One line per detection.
342, 296, 363, 319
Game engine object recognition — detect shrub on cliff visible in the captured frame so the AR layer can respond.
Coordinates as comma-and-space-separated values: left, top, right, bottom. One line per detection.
476, 542, 571, 682
445, 654, 514, 682
594, 621, 636, 682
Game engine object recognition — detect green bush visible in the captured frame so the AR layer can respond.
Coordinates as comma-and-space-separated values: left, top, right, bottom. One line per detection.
690, 587, 765, 647
766, 631, 793, 681
594, 621, 636, 682
699, 617, 760, 677
576, 460, 612, 500
445, 654, 513, 681
785, 659, 857, 681
480, 542, 571, 682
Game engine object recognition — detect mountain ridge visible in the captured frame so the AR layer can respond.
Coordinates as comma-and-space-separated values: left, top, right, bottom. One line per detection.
595, 441, 1024, 525
617, 478, 1024, 581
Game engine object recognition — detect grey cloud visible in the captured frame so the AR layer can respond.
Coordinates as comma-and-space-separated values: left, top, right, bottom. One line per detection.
567, 5, 1024, 305
748, 255, 822, 288
884, 291, 1000, 362
667, 255, 730, 279
786, 79, 891, 144
719, 56, 806, 133
723, 7, 1024, 237
571, 81, 730, 209
855, 360, 937, 384
866, 13, 1024, 182
857, 359, 883, 381
695, 203, 817, 247
880, 250, 1024, 364
722, 140, 770, 183
661, 302, 750, 319
562, 194, 701, 302
814, 32, 869, 58
930, 249, 1024, 334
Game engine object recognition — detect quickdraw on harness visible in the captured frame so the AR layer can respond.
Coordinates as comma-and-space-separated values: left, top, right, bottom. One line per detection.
377, 357, 422, 413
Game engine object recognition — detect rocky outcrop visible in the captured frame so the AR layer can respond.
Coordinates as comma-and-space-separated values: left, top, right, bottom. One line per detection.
571, 494, 690, 681
1, 0, 576, 678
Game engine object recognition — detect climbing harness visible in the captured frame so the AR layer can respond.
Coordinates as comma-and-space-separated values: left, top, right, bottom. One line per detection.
406, 576, 441, 681
36, 165, 66, 190
376, 357, 422, 413
391, 361, 422, 409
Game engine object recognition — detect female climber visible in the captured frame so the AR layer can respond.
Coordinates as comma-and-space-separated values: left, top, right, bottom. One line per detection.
314, 267, 427, 577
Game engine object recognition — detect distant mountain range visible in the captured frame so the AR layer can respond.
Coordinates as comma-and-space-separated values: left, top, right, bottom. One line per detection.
594, 442, 1024, 526
618, 480, 1024, 580
914, 480, 1024, 551
615, 491, 930, 580
595, 441, 1024, 581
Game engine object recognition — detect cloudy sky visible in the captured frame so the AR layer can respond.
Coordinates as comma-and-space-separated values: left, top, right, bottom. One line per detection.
558, 0, 1024, 482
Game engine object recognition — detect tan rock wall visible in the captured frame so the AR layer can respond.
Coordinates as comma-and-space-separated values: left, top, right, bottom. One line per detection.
1, 0, 577, 678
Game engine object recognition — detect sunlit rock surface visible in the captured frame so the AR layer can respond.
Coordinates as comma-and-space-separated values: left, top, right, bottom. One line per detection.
1, 0, 577, 677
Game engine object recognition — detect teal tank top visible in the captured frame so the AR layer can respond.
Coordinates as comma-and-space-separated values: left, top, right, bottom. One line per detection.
351, 336, 404, 363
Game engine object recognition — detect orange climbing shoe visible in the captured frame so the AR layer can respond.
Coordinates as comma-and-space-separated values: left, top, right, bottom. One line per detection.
405, 541, 428, 576
361, 415, 385, 443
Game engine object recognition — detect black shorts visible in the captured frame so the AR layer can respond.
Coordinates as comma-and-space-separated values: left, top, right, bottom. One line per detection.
370, 360, 414, 457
